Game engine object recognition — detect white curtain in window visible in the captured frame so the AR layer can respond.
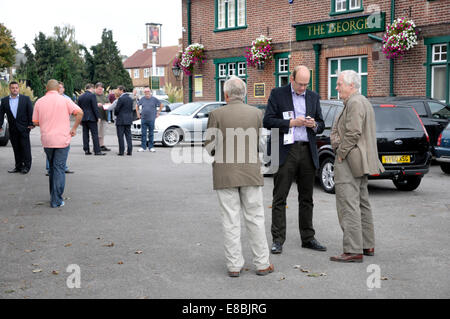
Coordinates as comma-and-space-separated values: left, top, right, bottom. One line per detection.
218, 0, 225, 29
336, 0, 346, 11
238, 0, 245, 26
350, 0, 360, 10
228, 0, 236, 28
432, 66, 446, 102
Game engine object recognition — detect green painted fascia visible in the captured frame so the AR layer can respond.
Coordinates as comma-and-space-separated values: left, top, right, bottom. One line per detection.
424, 36, 450, 45
214, 56, 246, 64
214, 26, 248, 33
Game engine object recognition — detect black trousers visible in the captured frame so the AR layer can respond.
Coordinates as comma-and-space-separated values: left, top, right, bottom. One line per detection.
271, 142, 316, 245
82, 121, 101, 153
9, 127, 32, 170
116, 125, 132, 155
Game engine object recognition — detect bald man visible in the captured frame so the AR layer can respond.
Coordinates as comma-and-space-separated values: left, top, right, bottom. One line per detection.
263, 65, 326, 254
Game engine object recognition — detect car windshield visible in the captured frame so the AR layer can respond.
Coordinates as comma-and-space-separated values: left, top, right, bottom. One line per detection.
170, 102, 205, 116
374, 107, 423, 132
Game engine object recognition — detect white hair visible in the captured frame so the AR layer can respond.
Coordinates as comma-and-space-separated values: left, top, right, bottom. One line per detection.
339, 70, 361, 89
224, 76, 247, 102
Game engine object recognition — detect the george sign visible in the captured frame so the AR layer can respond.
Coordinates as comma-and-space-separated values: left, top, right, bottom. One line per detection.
146, 23, 161, 47
150, 76, 160, 90
294, 13, 385, 41
254, 83, 266, 98
194, 75, 203, 97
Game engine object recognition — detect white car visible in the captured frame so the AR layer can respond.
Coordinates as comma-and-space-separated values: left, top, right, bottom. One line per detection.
131, 101, 226, 146
152, 89, 168, 100
0, 114, 9, 146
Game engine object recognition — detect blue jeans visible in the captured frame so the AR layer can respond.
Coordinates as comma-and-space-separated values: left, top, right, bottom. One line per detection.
44, 146, 70, 208
141, 119, 155, 149
46, 145, 69, 172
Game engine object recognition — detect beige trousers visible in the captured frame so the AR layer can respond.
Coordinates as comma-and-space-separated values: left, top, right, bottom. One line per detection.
216, 186, 270, 272
334, 159, 375, 254
98, 119, 105, 146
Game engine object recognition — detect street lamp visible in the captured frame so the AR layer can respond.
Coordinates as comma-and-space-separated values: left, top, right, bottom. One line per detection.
172, 65, 182, 79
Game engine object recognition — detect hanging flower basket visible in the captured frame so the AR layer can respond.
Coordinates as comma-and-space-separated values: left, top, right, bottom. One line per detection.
382, 17, 418, 59
177, 43, 206, 76
245, 35, 273, 69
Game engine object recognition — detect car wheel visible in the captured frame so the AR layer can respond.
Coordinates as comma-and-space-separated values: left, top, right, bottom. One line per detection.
440, 163, 450, 174
162, 127, 182, 147
393, 176, 422, 191
0, 127, 9, 147
319, 157, 335, 194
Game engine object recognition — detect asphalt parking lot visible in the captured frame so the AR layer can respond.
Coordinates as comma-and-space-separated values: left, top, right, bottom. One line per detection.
0, 123, 449, 299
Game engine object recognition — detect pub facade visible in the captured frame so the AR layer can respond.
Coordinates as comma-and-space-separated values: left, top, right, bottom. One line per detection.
180, 0, 450, 105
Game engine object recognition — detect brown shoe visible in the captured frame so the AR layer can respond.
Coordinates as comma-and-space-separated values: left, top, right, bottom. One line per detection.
330, 253, 363, 263
228, 269, 242, 278
256, 264, 274, 276
363, 248, 375, 256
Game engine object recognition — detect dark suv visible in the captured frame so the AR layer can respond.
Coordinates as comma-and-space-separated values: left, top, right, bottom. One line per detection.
370, 97, 449, 154
316, 100, 432, 193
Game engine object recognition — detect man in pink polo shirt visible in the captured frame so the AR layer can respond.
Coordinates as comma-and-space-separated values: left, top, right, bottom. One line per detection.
33, 79, 83, 208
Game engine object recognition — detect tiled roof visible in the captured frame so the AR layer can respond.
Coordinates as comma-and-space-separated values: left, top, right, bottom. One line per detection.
123, 45, 180, 69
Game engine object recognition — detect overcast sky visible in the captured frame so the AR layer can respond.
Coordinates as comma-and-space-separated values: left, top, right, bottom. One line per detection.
0, 0, 183, 57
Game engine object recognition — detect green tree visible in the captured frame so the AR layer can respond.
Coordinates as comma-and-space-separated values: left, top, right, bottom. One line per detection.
91, 29, 133, 91
0, 23, 16, 70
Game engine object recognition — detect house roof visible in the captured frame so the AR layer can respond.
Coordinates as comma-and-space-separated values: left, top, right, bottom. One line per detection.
123, 45, 180, 69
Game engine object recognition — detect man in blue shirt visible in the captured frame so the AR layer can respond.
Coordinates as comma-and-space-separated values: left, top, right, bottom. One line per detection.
0, 81, 34, 174
136, 87, 162, 152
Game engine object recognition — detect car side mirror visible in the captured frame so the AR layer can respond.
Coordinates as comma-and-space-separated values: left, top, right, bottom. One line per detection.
196, 113, 208, 118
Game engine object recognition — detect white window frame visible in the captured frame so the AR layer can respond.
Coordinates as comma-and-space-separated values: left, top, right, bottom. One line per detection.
349, 0, 360, 10
328, 55, 368, 99
134, 69, 140, 79
228, 0, 235, 28
217, 0, 246, 30
144, 68, 150, 78
335, 0, 347, 12
218, 0, 226, 29
432, 44, 447, 63
238, 62, 246, 76
228, 63, 236, 76
237, 0, 246, 27
279, 58, 289, 73
219, 64, 227, 77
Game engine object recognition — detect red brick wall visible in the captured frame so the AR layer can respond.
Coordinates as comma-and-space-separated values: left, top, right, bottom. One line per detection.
182, 0, 450, 103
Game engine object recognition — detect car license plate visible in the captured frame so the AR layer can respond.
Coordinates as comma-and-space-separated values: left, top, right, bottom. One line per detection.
382, 155, 411, 164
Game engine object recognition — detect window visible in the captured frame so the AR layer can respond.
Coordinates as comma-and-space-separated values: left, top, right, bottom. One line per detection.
408, 102, 428, 117
328, 56, 368, 99
275, 53, 290, 88
426, 38, 449, 104
149, 67, 165, 77
215, 58, 247, 101
433, 44, 447, 63
428, 101, 450, 120
330, 0, 363, 16
144, 68, 150, 78
134, 69, 140, 79
216, 0, 246, 31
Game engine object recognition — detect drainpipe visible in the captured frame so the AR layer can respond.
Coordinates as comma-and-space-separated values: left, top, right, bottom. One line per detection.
187, 0, 193, 102
313, 43, 321, 95
390, 0, 395, 96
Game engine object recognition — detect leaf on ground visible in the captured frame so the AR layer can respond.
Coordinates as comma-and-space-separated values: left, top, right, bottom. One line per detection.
32, 269, 42, 273
35, 202, 46, 206
381, 276, 389, 281
64, 197, 71, 200
410, 215, 416, 217
300, 268, 310, 273
64, 243, 72, 247
31, 263, 39, 266
279, 274, 286, 281
24, 249, 35, 253
103, 242, 114, 247
4, 290, 15, 294
135, 250, 143, 254
117, 261, 124, 265
52, 270, 59, 275
18, 225, 25, 229
293, 265, 301, 269
307, 272, 327, 277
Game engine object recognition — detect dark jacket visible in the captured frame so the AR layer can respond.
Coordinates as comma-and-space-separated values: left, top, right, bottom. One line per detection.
77, 91, 99, 122
0, 95, 34, 133
263, 85, 324, 169
114, 94, 133, 126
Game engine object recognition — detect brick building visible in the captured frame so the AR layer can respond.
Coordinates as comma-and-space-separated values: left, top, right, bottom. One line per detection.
181, 0, 450, 105
123, 45, 182, 94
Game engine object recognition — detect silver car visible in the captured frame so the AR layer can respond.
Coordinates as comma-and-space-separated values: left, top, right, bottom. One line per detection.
131, 101, 226, 147
0, 114, 9, 146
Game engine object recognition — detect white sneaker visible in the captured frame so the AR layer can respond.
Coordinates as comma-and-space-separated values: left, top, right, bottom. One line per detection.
149, 148, 156, 152
138, 148, 146, 152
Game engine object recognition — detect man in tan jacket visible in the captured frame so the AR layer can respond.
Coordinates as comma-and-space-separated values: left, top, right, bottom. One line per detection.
330, 70, 384, 263
205, 76, 273, 277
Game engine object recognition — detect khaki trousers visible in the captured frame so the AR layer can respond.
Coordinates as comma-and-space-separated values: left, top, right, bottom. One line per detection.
216, 186, 270, 272
98, 119, 105, 146
334, 159, 375, 254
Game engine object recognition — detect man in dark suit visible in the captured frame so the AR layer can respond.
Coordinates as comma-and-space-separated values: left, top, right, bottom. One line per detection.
114, 86, 133, 156
77, 83, 105, 155
263, 65, 326, 254
0, 81, 34, 174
